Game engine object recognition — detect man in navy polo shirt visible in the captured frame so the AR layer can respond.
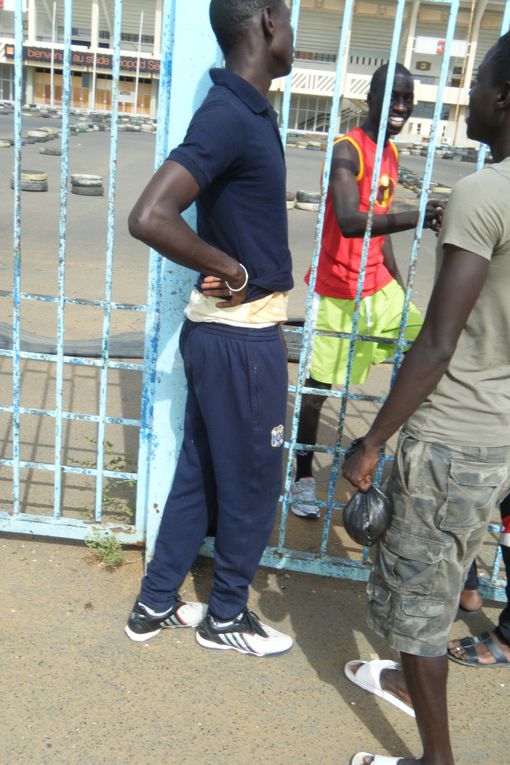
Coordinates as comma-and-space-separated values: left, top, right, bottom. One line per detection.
124, 0, 294, 658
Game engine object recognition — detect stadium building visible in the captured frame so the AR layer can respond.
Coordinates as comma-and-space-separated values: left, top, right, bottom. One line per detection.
0, 0, 507, 146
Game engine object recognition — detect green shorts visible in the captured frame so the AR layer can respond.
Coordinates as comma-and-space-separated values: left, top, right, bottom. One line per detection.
310, 280, 423, 385
368, 434, 510, 657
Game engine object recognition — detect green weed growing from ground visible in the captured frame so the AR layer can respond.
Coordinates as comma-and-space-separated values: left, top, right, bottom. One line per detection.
85, 529, 125, 569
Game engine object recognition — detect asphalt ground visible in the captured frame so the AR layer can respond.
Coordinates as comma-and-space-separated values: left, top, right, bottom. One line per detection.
0, 112, 478, 329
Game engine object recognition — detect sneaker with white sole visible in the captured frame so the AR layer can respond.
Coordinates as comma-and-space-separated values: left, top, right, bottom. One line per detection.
125, 598, 207, 642
196, 609, 293, 657
290, 477, 320, 518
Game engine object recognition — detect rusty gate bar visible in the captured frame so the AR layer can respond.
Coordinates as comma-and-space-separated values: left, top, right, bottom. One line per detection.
11, 0, 23, 518
94, 0, 122, 522
52, 0, 72, 520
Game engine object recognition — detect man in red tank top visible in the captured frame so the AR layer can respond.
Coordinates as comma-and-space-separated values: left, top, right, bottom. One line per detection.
291, 63, 444, 519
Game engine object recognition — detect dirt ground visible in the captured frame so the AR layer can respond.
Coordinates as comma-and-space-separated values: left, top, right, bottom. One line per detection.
1, 532, 508, 765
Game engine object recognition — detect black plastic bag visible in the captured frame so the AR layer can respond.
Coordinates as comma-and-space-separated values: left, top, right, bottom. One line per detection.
342, 438, 391, 546
343, 485, 391, 546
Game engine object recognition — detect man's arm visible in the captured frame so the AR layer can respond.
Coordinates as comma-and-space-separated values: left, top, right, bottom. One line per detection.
342, 244, 490, 491
128, 160, 247, 305
381, 236, 405, 288
330, 140, 443, 238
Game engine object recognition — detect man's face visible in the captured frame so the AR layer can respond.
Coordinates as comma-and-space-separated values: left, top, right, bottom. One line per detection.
368, 74, 414, 137
270, 2, 294, 77
466, 52, 499, 143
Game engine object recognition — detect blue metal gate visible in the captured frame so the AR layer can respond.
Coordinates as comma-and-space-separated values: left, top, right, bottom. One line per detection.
1, 0, 508, 601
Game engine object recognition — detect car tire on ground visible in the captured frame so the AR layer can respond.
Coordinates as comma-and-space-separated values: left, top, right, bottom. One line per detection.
71, 184, 104, 196
40, 146, 62, 156
70, 174, 103, 187
18, 169, 48, 182
10, 179, 48, 192
27, 130, 49, 141
296, 201, 320, 211
296, 190, 321, 203
296, 190, 321, 211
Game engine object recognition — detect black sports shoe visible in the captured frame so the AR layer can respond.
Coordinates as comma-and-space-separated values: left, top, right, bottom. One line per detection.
195, 609, 293, 657
125, 598, 207, 642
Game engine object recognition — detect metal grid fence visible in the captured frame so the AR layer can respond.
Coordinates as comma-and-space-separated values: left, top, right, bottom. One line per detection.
1, 0, 508, 601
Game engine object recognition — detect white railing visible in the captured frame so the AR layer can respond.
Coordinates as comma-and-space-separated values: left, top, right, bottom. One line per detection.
271, 67, 469, 105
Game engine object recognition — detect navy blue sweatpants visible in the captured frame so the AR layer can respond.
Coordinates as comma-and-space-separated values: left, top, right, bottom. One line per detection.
140, 319, 288, 620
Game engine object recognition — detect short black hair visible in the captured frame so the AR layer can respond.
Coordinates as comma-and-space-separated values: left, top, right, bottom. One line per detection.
489, 31, 510, 86
209, 0, 284, 55
369, 63, 413, 96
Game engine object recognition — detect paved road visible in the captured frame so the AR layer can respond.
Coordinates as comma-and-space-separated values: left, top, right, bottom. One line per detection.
398, 153, 479, 188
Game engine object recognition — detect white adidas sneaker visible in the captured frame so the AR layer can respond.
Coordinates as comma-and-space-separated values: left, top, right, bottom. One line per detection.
196, 609, 293, 657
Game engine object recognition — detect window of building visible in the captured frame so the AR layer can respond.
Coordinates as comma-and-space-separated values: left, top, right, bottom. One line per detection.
295, 50, 336, 64
349, 54, 388, 67
0, 63, 14, 101
289, 94, 332, 134
412, 102, 450, 121
121, 33, 155, 46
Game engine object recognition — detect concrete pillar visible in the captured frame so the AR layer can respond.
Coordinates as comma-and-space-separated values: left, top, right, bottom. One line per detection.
89, 2, 100, 110
27, 0, 37, 43
462, 0, 488, 94
272, 90, 283, 118
91, 0, 100, 50
150, 78, 158, 117
25, 66, 35, 104
154, 0, 163, 57
139, 0, 220, 558
452, 0, 488, 147
403, 1, 420, 70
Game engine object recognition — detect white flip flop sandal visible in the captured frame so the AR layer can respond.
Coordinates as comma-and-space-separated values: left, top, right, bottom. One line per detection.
351, 752, 403, 765
344, 658, 415, 718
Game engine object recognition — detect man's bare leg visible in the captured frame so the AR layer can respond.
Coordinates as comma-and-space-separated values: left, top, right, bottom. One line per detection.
398, 652, 455, 765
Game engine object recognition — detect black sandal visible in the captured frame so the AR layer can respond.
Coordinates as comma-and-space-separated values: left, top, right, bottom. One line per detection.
448, 631, 510, 668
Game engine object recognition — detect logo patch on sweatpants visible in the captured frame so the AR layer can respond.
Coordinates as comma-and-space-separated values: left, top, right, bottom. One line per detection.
271, 424, 284, 448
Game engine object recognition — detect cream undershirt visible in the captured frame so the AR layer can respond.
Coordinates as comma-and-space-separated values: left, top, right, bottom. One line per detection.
185, 288, 288, 328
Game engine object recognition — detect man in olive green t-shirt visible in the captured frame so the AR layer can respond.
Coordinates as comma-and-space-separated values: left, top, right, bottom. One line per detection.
342, 31, 510, 765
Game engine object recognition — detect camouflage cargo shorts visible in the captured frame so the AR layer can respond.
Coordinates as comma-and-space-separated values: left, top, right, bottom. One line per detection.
367, 433, 510, 657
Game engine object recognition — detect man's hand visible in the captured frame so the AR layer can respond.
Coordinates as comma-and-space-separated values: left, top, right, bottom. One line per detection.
200, 275, 248, 308
342, 438, 380, 492
424, 199, 446, 234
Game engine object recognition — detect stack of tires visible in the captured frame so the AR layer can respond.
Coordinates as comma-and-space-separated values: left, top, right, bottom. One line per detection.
70, 174, 104, 196
10, 169, 48, 192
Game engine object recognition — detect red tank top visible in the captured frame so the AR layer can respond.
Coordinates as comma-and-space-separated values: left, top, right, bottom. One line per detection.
306, 126, 398, 300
